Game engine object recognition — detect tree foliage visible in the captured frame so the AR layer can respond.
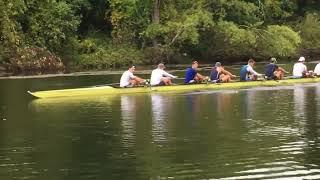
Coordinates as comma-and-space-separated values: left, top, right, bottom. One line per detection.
258, 25, 301, 57
1, 0, 320, 72
299, 13, 320, 50
24, 1, 80, 51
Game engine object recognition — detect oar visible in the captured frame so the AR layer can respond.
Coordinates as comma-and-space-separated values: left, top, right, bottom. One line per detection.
173, 77, 185, 80
94, 83, 120, 87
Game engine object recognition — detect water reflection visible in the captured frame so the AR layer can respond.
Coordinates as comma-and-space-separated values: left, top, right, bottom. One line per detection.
2, 79, 320, 179
293, 86, 307, 122
0, 105, 6, 121
151, 94, 170, 143
215, 92, 235, 119
244, 90, 258, 117
120, 95, 137, 148
316, 85, 320, 120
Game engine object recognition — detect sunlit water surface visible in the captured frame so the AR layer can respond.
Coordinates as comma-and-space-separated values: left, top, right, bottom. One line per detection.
0, 75, 320, 180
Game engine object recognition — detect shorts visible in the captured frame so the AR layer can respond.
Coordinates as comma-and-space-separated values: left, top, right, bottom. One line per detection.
153, 81, 166, 86
186, 80, 195, 84
123, 84, 134, 88
266, 75, 276, 80
211, 79, 221, 83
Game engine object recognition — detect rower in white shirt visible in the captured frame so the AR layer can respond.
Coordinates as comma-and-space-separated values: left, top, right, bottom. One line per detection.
314, 61, 320, 76
120, 65, 146, 88
150, 63, 177, 86
293, 57, 308, 78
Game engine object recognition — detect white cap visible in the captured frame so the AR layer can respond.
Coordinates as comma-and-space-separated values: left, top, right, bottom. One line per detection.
298, 56, 305, 62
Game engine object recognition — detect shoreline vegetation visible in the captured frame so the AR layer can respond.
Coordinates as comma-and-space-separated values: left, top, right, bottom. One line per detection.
1, 1, 320, 76
0, 63, 231, 79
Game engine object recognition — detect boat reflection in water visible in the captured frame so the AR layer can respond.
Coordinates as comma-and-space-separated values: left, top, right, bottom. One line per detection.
317, 85, 320, 119
293, 85, 307, 123
120, 95, 138, 148
151, 94, 172, 143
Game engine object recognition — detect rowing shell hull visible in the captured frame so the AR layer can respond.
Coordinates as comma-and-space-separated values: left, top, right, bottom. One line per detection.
28, 78, 320, 99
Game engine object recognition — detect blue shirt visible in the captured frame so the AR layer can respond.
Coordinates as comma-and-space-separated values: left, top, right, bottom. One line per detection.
239, 65, 249, 81
265, 63, 278, 78
185, 67, 197, 83
210, 67, 220, 81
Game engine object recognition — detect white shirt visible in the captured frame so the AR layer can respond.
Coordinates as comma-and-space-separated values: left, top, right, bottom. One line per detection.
120, 70, 136, 87
150, 68, 175, 85
293, 62, 307, 77
246, 65, 260, 76
314, 63, 320, 75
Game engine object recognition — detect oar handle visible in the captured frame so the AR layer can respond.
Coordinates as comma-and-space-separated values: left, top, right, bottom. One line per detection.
174, 77, 185, 80
95, 83, 120, 87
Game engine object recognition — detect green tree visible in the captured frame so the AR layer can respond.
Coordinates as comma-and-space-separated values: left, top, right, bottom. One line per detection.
143, 0, 213, 62
23, 0, 80, 52
299, 13, 320, 50
257, 25, 301, 57
0, 0, 25, 47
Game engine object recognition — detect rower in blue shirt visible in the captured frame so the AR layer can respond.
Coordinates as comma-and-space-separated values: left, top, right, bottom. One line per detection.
184, 61, 208, 84
240, 59, 262, 81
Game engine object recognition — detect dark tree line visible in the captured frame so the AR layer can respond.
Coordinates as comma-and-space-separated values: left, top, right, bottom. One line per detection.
1, 0, 320, 73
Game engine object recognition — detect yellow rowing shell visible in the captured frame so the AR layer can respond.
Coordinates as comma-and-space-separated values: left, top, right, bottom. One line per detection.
28, 78, 320, 99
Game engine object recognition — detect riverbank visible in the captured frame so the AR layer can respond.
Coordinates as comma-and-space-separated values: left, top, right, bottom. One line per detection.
0, 65, 209, 79
0, 62, 250, 79
1, 61, 319, 80
0, 66, 10, 77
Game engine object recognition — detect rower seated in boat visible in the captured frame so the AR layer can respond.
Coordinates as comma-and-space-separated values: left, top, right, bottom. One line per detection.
120, 65, 146, 88
314, 61, 320, 76
210, 62, 236, 83
265, 58, 288, 80
184, 60, 209, 84
150, 63, 177, 86
239, 59, 262, 81
292, 57, 312, 78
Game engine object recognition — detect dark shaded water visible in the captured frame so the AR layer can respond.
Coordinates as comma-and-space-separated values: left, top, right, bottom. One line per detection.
1, 67, 320, 179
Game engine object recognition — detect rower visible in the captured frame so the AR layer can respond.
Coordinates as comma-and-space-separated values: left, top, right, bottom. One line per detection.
265, 58, 288, 80
150, 63, 177, 86
240, 59, 262, 81
293, 57, 308, 78
184, 60, 208, 84
314, 61, 320, 76
120, 65, 146, 88
210, 62, 236, 83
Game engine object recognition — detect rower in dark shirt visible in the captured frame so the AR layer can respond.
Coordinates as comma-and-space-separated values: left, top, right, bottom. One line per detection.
265, 58, 288, 80
210, 62, 236, 83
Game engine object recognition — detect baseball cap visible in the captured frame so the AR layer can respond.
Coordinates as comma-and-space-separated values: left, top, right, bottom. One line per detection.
298, 57, 305, 62
270, 58, 277, 63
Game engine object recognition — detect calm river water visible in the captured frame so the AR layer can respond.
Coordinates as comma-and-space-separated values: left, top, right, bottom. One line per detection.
1, 64, 320, 179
